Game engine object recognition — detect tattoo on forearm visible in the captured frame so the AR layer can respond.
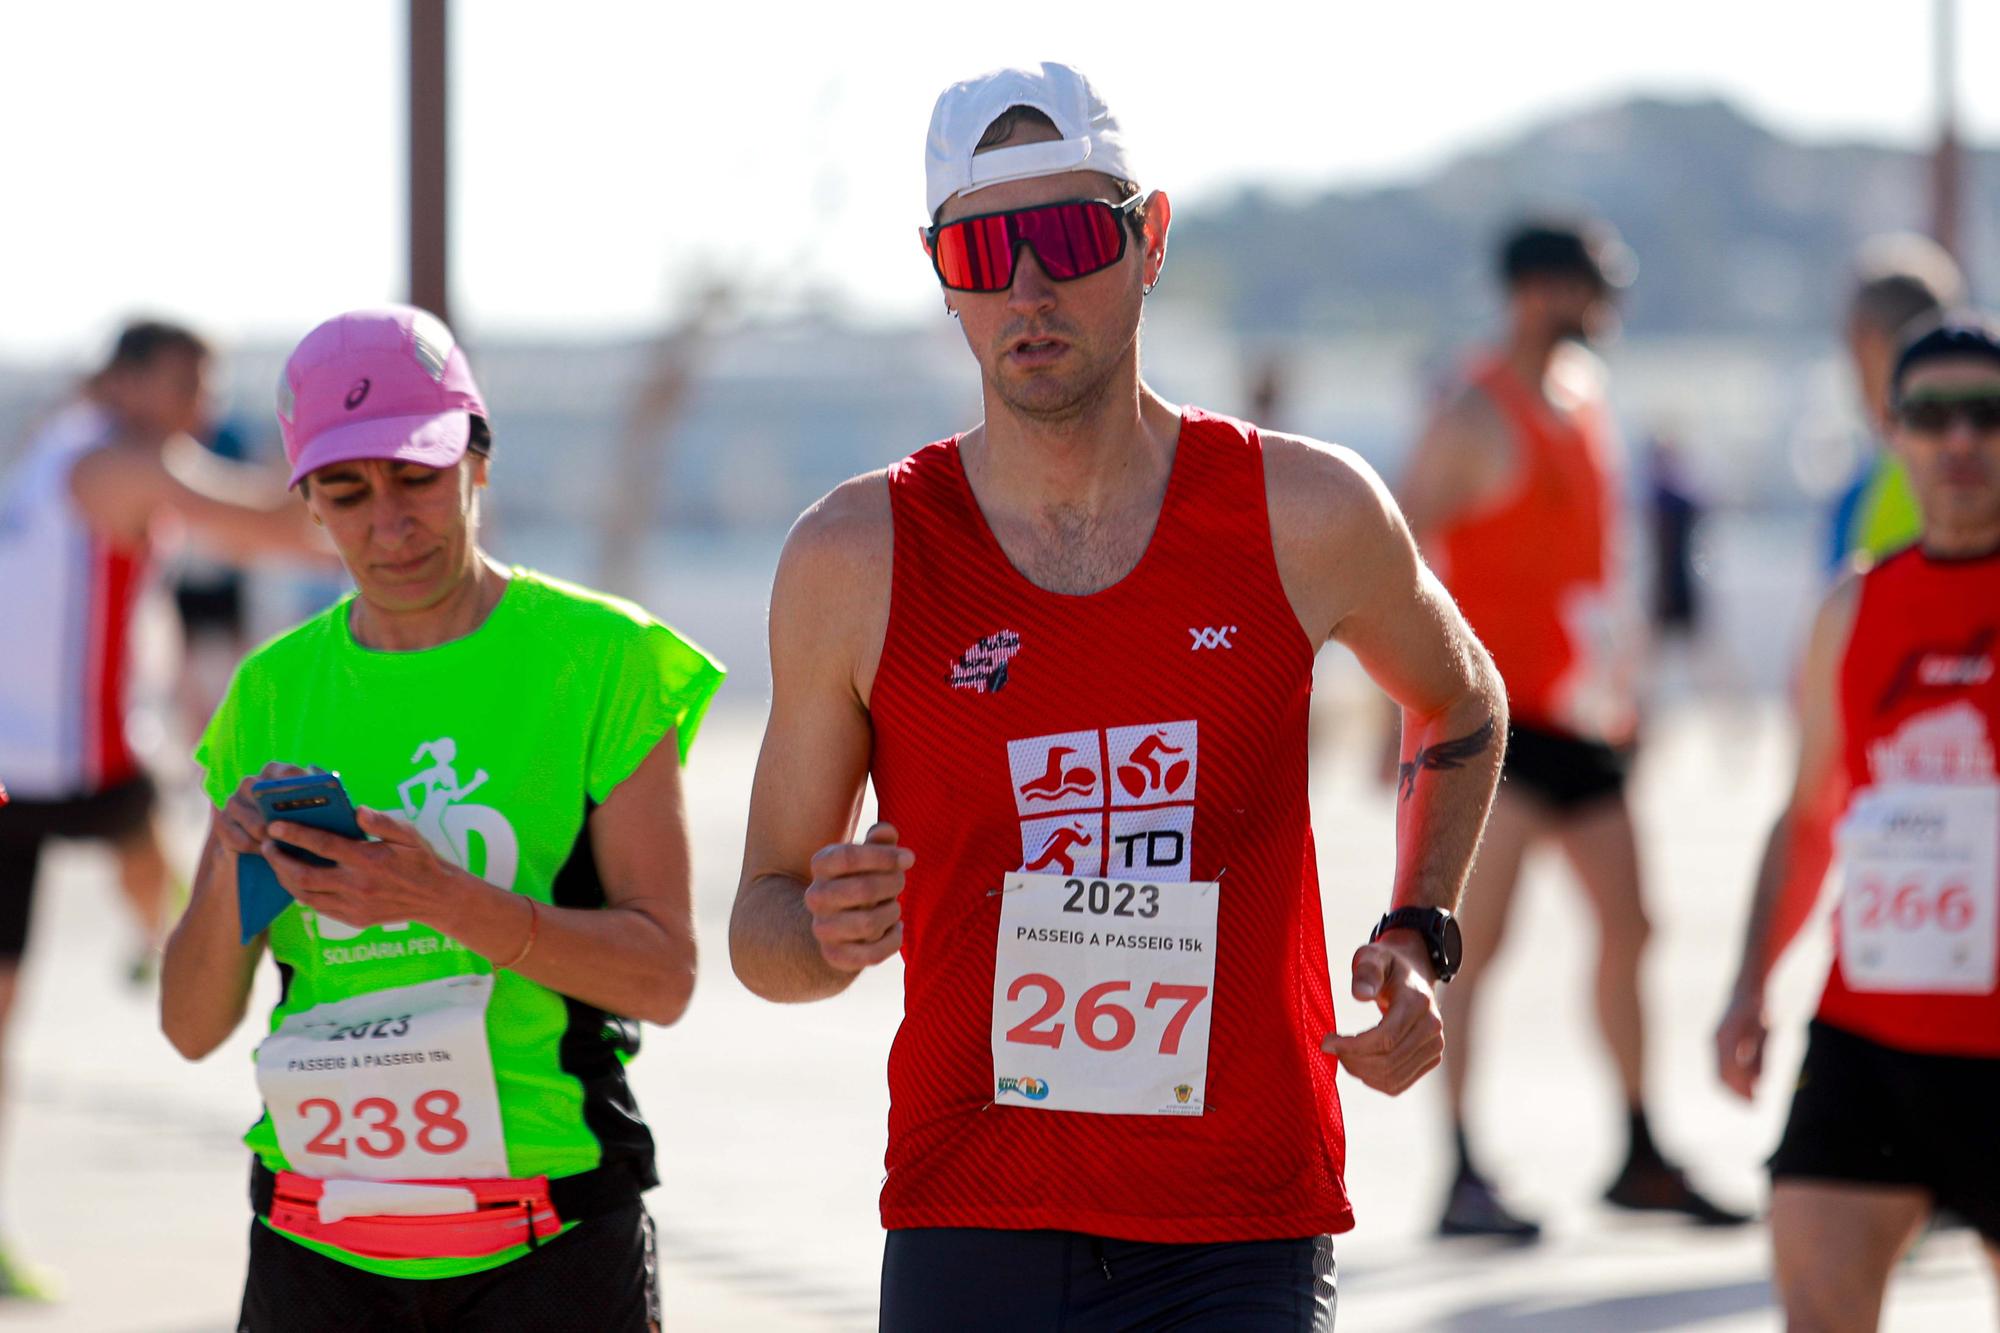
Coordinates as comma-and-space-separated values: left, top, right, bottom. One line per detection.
1398, 717, 1497, 802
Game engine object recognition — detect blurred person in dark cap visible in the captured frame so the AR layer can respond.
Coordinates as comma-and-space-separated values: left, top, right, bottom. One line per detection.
1397, 218, 1746, 1239
0, 318, 319, 1298
1828, 234, 1965, 567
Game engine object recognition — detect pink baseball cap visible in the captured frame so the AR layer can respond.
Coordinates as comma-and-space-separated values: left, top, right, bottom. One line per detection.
277, 305, 486, 488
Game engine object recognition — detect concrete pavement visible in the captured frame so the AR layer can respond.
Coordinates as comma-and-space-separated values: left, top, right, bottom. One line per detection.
3, 699, 1991, 1330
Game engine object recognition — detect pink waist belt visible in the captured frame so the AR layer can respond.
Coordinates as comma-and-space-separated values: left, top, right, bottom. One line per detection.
266, 1170, 563, 1260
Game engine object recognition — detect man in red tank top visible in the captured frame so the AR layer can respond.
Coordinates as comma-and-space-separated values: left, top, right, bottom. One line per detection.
730, 63, 1508, 1331
1717, 315, 2000, 1330
1399, 221, 1744, 1238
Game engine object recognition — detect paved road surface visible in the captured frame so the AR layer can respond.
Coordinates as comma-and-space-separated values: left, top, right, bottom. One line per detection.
3, 701, 1991, 1330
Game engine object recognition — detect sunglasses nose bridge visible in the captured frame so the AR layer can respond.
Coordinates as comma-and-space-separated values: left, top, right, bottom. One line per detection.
1944, 413, 1988, 449
1004, 238, 1060, 302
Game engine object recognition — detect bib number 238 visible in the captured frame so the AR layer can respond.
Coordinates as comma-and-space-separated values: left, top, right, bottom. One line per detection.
256, 973, 509, 1180
991, 873, 1218, 1115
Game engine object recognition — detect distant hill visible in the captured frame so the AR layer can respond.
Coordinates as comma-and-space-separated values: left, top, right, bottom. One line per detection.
1164, 96, 1997, 338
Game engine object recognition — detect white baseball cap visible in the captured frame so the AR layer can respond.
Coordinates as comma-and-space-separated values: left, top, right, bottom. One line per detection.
924, 62, 1137, 220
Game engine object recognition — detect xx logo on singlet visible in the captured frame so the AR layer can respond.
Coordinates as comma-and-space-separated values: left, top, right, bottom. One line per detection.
312, 737, 522, 944
1006, 723, 1198, 881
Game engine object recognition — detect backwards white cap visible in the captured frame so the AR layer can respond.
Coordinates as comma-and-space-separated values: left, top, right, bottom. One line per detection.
924, 62, 1137, 220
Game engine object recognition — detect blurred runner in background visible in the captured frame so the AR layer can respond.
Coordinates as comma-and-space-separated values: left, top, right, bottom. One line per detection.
733, 62, 1505, 1331
0, 320, 317, 1298
161, 306, 721, 1332
1398, 221, 1745, 1239
1827, 234, 1964, 567
1718, 313, 2000, 1331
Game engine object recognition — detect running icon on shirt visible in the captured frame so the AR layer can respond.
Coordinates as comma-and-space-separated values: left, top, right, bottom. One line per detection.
398, 737, 520, 890
313, 738, 520, 943
1025, 820, 1096, 876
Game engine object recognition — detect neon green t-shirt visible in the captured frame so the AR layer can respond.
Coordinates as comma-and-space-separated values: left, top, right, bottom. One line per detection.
1854, 454, 1924, 560
195, 567, 723, 1278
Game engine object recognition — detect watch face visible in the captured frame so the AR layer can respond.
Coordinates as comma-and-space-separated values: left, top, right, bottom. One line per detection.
1439, 913, 1464, 974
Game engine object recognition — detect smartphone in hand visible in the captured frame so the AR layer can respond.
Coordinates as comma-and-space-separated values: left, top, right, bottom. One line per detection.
254, 772, 364, 865
239, 772, 364, 941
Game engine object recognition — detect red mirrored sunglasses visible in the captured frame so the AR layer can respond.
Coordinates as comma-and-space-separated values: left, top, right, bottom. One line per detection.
924, 195, 1143, 293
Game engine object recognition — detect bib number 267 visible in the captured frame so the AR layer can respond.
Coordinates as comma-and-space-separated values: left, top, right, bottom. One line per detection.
1005, 975, 1207, 1053
992, 872, 1219, 1116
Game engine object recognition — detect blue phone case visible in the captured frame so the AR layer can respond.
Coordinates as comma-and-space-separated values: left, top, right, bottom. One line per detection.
238, 772, 363, 943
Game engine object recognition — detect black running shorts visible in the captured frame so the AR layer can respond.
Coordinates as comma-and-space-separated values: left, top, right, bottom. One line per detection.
879, 1227, 1336, 1332
237, 1204, 660, 1332
1500, 722, 1630, 814
1769, 1019, 2000, 1243
0, 775, 157, 960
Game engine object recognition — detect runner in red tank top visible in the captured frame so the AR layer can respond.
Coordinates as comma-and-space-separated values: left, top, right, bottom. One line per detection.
1399, 221, 1743, 1238
731, 63, 1507, 1332
1718, 314, 2000, 1328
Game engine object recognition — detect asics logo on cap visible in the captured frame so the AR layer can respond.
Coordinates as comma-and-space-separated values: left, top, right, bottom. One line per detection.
344, 378, 372, 410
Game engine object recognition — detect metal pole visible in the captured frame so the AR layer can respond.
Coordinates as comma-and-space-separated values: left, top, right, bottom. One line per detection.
409, 0, 450, 324
1930, 0, 1962, 261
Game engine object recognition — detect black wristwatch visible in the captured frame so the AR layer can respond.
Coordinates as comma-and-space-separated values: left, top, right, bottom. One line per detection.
1370, 907, 1463, 983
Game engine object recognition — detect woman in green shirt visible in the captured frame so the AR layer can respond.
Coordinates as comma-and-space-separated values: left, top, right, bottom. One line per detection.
160, 307, 722, 1332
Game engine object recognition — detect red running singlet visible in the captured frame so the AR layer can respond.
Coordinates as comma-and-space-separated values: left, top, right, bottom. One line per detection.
868, 409, 1354, 1241
1432, 352, 1636, 744
1819, 545, 2000, 1057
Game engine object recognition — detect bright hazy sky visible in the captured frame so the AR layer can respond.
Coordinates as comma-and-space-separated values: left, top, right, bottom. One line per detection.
2, 1, 1994, 359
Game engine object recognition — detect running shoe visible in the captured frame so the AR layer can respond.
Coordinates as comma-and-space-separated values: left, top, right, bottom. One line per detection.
1437, 1169, 1543, 1241
1602, 1156, 1750, 1226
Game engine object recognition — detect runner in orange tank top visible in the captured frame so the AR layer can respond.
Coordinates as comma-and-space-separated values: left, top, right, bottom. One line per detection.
730, 63, 1508, 1332
1717, 314, 2000, 1330
1399, 221, 1745, 1238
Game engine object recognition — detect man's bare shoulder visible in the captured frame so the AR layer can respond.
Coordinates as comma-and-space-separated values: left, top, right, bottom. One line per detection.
1419, 379, 1508, 453
1260, 431, 1413, 642
69, 434, 165, 485
1808, 562, 1866, 656
783, 469, 892, 568
67, 436, 169, 541
1261, 431, 1400, 547
771, 469, 895, 643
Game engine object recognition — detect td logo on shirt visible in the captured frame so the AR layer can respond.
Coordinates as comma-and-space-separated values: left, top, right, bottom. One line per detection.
1007, 722, 1198, 880
312, 736, 521, 943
